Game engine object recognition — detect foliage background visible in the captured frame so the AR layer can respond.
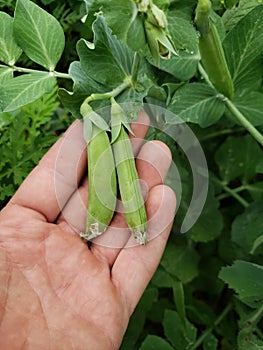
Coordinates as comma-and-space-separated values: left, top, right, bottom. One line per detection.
0, 0, 263, 349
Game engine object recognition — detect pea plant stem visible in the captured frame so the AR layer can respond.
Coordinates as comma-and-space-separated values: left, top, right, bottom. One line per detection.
225, 98, 263, 147
83, 79, 131, 104
0, 63, 71, 79
198, 63, 263, 147
189, 303, 232, 350
213, 177, 249, 207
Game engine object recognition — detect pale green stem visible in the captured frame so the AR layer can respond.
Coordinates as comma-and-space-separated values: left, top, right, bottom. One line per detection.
213, 177, 249, 207
225, 98, 263, 147
83, 79, 131, 104
198, 62, 263, 147
189, 303, 232, 350
0, 64, 71, 79
246, 303, 263, 326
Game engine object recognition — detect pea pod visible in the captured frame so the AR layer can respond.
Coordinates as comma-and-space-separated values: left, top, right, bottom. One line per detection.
195, 0, 234, 99
80, 103, 117, 240
111, 99, 147, 245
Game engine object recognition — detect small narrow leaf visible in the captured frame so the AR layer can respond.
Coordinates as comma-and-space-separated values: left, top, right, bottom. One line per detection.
14, 0, 65, 70
0, 12, 22, 65
1, 73, 55, 112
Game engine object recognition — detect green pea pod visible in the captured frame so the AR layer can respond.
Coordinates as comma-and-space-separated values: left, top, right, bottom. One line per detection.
111, 99, 148, 245
195, 0, 234, 100
80, 103, 117, 240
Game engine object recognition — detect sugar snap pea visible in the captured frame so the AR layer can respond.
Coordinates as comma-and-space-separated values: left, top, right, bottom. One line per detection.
111, 99, 148, 245
80, 103, 117, 241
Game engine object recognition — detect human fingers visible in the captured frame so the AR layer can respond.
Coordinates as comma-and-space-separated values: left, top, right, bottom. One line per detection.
111, 185, 176, 315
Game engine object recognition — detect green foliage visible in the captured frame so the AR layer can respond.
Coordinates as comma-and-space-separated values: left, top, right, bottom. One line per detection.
0, 0, 263, 349
0, 89, 70, 206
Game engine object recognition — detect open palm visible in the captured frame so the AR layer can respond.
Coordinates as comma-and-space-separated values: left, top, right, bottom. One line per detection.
0, 113, 176, 350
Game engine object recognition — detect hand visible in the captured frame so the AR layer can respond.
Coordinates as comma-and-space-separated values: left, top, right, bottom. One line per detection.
0, 112, 176, 350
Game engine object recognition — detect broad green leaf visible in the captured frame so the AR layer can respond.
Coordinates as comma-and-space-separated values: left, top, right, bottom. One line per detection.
0, 73, 55, 112
14, 0, 65, 70
231, 91, 263, 126
151, 266, 174, 288
163, 309, 197, 350
215, 135, 263, 183
223, 6, 263, 93
219, 260, 263, 308
0, 67, 13, 84
0, 12, 22, 65
223, 0, 263, 32
167, 83, 225, 127
139, 335, 174, 350
59, 61, 105, 118
120, 288, 158, 350
153, 16, 199, 81
231, 200, 263, 255
161, 239, 200, 283
186, 299, 216, 327
187, 185, 223, 242
77, 15, 134, 87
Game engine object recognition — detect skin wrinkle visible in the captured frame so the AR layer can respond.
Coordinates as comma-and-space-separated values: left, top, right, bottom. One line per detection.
0, 249, 12, 328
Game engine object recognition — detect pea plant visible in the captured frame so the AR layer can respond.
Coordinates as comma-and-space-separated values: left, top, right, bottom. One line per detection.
0, 0, 263, 348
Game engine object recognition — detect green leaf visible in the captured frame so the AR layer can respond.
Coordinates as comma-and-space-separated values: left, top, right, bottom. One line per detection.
161, 239, 200, 283
0, 67, 13, 84
187, 184, 223, 242
120, 288, 158, 350
219, 260, 263, 308
163, 309, 197, 350
14, 0, 65, 70
231, 91, 263, 126
139, 335, 174, 350
231, 200, 263, 255
151, 266, 174, 288
203, 333, 218, 350
77, 15, 133, 87
215, 135, 263, 183
223, 5, 263, 93
0, 12, 22, 65
0, 73, 55, 112
167, 83, 225, 127
223, 0, 263, 32
58, 61, 105, 118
